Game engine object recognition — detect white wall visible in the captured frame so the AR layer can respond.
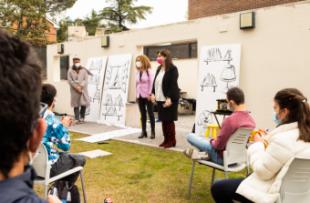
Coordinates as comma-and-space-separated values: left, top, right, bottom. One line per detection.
46, 1, 310, 128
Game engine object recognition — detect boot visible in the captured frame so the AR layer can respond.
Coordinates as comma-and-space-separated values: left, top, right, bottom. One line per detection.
159, 123, 167, 147
138, 131, 147, 139
150, 130, 155, 139
164, 122, 176, 148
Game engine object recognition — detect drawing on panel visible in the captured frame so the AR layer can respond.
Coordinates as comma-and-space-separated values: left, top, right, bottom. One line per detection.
200, 73, 217, 92
197, 110, 214, 127
101, 94, 123, 121
100, 55, 131, 125
204, 48, 233, 65
87, 58, 105, 103
114, 94, 123, 110
104, 61, 130, 93
220, 62, 236, 89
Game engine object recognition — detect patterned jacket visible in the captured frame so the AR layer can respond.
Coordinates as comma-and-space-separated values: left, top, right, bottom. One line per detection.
42, 110, 71, 164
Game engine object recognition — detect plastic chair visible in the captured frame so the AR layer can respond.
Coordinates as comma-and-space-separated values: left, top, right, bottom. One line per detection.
277, 158, 310, 203
33, 144, 87, 203
188, 128, 252, 197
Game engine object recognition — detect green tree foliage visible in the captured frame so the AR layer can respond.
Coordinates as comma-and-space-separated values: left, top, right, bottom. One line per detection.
0, 0, 76, 46
100, 0, 152, 32
57, 17, 74, 42
83, 10, 103, 36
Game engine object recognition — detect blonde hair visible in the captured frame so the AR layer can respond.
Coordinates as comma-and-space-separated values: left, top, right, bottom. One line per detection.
136, 55, 151, 71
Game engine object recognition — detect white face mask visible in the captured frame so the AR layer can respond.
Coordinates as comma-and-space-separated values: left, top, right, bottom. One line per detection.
136, 61, 142, 68
74, 63, 81, 67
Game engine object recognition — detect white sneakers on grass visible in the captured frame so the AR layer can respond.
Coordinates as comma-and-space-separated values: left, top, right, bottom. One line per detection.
183, 148, 209, 160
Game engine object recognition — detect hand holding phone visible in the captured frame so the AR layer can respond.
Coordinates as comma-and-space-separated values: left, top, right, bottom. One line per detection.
61, 116, 73, 128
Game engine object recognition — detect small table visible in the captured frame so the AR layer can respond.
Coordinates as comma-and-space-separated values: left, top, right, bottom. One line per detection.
209, 110, 232, 129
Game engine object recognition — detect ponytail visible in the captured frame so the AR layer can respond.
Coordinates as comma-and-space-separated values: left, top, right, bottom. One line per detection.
274, 88, 310, 142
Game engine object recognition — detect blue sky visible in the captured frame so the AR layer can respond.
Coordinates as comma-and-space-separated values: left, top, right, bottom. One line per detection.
65, 0, 188, 28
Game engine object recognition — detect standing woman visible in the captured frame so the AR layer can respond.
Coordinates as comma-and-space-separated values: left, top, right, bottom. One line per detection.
151, 50, 180, 148
136, 55, 156, 139
68, 57, 90, 123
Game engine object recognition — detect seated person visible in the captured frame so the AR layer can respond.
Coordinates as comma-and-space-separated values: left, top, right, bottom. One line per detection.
41, 84, 86, 200
185, 87, 256, 165
211, 88, 310, 203
0, 30, 59, 202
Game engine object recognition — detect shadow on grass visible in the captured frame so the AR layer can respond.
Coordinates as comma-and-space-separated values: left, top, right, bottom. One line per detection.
36, 133, 247, 203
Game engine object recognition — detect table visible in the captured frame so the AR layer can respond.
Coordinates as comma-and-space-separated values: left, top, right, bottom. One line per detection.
209, 110, 232, 129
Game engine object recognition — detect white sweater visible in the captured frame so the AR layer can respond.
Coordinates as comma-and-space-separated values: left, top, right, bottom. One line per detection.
236, 122, 310, 203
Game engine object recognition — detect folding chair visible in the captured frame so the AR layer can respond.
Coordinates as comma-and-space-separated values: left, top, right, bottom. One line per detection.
188, 128, 252, 197
33, 144, 87, 203
277, 158, 310, 203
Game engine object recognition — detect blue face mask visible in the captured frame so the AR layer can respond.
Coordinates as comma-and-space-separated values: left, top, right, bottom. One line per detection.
272, 112, 282, 126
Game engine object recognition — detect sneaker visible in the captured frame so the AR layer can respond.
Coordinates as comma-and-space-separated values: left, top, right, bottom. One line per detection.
183, 148, 209, 160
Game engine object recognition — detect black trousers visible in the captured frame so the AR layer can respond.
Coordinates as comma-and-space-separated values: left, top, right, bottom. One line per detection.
74, 106, 86, 121
137, 97, 155, 133
50, 153, 86, 186
211, 178, 253, 203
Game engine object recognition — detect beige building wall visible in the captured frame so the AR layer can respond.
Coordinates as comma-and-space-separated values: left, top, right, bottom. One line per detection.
46, 1, 310, 129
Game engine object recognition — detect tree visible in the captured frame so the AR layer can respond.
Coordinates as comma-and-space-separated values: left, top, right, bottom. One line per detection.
57, 17, 74, 42
100, 0, 152, 33
0, 0, 76, 46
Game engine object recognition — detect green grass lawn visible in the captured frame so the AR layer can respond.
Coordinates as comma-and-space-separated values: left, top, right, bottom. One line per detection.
39, 133, 246, 203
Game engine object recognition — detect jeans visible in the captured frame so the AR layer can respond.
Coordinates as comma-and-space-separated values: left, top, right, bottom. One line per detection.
74, 106, 86, 121
51, 153, 86, 186
211, 178, 253, 203
187, 133, 223, 165
137, 97, 155, 133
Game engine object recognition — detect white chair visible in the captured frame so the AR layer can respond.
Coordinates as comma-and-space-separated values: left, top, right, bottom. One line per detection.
277, 158, 310, 203
33, 144, 87, 203
188, 128, 252, 197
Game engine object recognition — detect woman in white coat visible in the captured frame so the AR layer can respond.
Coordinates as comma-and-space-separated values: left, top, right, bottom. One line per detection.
211, 88, 310, 203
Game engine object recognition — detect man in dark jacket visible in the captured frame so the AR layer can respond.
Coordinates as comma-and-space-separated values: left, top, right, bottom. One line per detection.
0, 30, 60, 203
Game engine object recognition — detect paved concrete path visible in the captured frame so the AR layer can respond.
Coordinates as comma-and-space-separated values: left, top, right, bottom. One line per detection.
69, 103, 195, 151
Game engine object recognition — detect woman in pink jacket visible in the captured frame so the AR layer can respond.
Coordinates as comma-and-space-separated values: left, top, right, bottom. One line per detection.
135, 55, 155, 139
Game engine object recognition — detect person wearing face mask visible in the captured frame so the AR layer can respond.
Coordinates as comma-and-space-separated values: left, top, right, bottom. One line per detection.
184, 87, 256, 165
41, 84, 86, 202
211, 88, 310, 203
135, 55, 156, 139
151, 50, 180, 148
0, 30, 60, 203
68, 57, 90, 124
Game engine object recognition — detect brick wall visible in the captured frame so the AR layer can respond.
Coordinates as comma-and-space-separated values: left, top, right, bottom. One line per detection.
188, 0, 305, 19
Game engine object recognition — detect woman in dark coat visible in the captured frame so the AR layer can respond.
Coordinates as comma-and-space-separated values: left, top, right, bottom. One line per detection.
151, 49, 180, 148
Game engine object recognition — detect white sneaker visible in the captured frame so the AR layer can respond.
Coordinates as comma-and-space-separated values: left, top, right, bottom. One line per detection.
183, 148, 209, 160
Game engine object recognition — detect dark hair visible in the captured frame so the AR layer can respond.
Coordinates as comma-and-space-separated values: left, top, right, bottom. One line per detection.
41, 84, 57, 107
159, 49, 173, 69
274, 88, 310, 142
226, 87, 245, 105
0, 30, 42, 177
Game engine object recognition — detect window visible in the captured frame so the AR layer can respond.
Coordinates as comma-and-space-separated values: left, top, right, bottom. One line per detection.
144, 41, 197, 61
60, 56, 70, 80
